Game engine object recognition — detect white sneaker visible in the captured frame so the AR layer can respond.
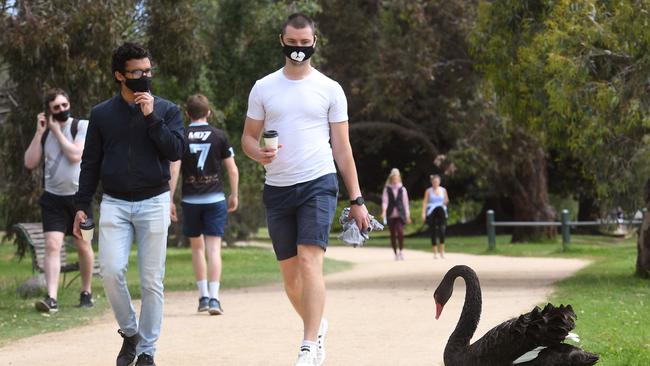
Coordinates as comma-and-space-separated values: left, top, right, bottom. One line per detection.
295, 347, 318, 366
317, 319, 328, 365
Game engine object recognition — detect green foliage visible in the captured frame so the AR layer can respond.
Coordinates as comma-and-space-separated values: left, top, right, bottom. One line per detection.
0, 0, 142, 233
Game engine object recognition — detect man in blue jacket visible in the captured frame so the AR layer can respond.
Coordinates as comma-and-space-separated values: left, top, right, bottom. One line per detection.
73, 42, 184, 366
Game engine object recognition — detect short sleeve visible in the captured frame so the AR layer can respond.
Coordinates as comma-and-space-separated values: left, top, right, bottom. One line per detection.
219, 133, 234, 159
246, 82, 265, 121
75, 119, 90, 144
328, 83, 348, 123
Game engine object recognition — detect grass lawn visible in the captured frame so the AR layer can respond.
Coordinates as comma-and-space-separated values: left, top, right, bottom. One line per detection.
327, 230, 648, 365
0, 239, 351, 345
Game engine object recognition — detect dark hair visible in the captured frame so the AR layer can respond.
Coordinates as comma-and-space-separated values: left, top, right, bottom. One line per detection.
43, 88, 69, 111
281, 12, 316, 36
186, 93, 211, 120
111, 42, 150, 83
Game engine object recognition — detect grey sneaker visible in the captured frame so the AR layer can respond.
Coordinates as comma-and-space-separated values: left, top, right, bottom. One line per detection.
208, 298, 223, 315
198, 296, 209, 312
35, 296, 58, 313
116, 329, 139, 366
78, 291, 94, 308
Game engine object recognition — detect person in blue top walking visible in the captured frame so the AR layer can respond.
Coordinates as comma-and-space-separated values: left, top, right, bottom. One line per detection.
421, 174, 449, 259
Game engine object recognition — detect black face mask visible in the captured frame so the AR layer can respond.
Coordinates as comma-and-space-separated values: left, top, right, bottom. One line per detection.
282, 43, 315, 62
124, 76, 152, 93
52, 109, 70, 122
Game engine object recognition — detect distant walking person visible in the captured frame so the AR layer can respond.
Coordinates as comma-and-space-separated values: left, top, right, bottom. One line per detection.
73, 42, 184, 366
23, 88, 94, 313
241, 13, 370, 366
381, 168, 411, 260
170, 93, 239, 315
422, 174, 449, 259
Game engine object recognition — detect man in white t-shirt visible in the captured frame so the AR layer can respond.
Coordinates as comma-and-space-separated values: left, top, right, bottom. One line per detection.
23, 88, 94, 313
242, 13, 370, 366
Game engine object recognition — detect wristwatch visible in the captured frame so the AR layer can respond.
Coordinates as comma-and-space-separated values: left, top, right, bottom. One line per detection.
350, 196, 365, 206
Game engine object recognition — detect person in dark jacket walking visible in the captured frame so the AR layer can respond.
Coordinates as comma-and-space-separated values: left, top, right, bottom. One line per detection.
72, 42, 184, 366
381, 168, 411, 260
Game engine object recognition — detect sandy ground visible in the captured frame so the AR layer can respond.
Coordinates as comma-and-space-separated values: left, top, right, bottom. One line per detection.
0, 246, 589, 365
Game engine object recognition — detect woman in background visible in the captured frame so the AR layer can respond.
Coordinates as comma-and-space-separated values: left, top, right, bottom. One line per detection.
381, 168, 411, 260
422, 174, 449, 259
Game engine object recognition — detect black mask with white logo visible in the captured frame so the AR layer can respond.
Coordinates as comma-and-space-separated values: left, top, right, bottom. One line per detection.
52, 109, 70, 122
124, 76, 152, 93
282, 43, 315, 63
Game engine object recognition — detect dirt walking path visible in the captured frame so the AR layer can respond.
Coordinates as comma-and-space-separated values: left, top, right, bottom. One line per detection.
0, 246, 589, 365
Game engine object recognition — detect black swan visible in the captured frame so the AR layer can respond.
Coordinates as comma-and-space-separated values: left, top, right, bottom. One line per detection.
434, 265, 599, 366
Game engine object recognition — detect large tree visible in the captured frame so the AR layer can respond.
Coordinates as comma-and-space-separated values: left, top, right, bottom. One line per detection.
0, 0, 141, 234
471, 0, 558, 241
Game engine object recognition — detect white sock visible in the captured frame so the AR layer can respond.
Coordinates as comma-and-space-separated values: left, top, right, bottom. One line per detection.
301, 340, 318, 353
209, 281, 220, 300
197, 280, 208, 298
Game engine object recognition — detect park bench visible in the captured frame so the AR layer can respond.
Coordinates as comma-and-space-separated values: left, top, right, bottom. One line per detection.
13, 222, 100, 289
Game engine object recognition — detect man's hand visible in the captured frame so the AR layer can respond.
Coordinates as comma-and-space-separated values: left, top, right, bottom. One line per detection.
47, 114, 61, 134
407, 217, 413, 225
228, 194, 238, 212
254, 145, 283, 165
36, 112, 47, 135
349, 204, 370, 232
422, 212, 426, 222
170, 203, 178, 222
134, 92, 154, 116
73, 210, 88, 239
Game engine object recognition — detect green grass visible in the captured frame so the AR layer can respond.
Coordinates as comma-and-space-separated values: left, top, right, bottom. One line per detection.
0, 240, 351, 345
326, 231, 648, 365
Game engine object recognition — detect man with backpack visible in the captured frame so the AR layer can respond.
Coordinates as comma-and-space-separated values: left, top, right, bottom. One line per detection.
23, 88, 94, 313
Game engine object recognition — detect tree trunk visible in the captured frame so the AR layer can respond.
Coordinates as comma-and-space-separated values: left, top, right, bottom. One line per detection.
575, 196, 600, 234
510, 146, 556, 242
636, 179, 650, 278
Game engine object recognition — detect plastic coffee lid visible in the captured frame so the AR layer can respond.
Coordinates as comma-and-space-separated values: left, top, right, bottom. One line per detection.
263, 130, 278, 138
80, 217, 95, 230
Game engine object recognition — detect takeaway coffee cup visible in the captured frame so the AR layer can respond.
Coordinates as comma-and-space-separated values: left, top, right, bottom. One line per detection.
263, 130, 279, 149
80, 217, 95, 242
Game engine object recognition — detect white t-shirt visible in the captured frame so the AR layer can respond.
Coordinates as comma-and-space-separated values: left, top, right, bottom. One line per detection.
246, 67, 348, 186
43, 118, 89, 196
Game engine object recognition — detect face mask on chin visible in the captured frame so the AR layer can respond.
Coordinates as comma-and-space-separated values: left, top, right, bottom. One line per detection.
281, 41, 316, 63
52, 109, 70, 122
124, 76, 152, 93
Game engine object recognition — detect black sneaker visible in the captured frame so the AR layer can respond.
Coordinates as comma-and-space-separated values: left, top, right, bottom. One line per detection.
208, 298, 223, 315
135, 353, 156, 366
35, 296, 58, 313
78, 291, 94, 308
116, 329, 139, 366
197, 296, 209, 312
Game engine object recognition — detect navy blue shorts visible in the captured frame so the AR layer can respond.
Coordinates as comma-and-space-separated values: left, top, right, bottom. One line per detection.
181, 200, 228, 238
263, 173, 338, 261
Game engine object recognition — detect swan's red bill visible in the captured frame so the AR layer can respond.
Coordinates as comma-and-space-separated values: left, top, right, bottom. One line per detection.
435, 301, 443, 319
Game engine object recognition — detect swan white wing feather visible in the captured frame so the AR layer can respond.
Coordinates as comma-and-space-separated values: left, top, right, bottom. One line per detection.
512, 346, 547, 364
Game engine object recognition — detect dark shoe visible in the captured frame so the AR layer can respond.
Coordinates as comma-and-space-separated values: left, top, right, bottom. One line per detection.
78, 291, 94, 308
197, 296, 209, 312
35, 296, 58, 313
135, 353, 156, 366
116, 329, 139, 366
208, 298, 223, 315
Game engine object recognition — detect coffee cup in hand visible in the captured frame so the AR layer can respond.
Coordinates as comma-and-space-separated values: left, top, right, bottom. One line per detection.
263, 130, 279, 149
80, 217, 95, 242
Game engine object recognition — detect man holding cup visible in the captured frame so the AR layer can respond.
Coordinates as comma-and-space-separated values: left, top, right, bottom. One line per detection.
242, 13, 370, 366
73, 42, 184, 366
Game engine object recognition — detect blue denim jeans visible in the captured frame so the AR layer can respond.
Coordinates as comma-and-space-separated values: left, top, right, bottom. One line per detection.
99, 192, 170, 356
